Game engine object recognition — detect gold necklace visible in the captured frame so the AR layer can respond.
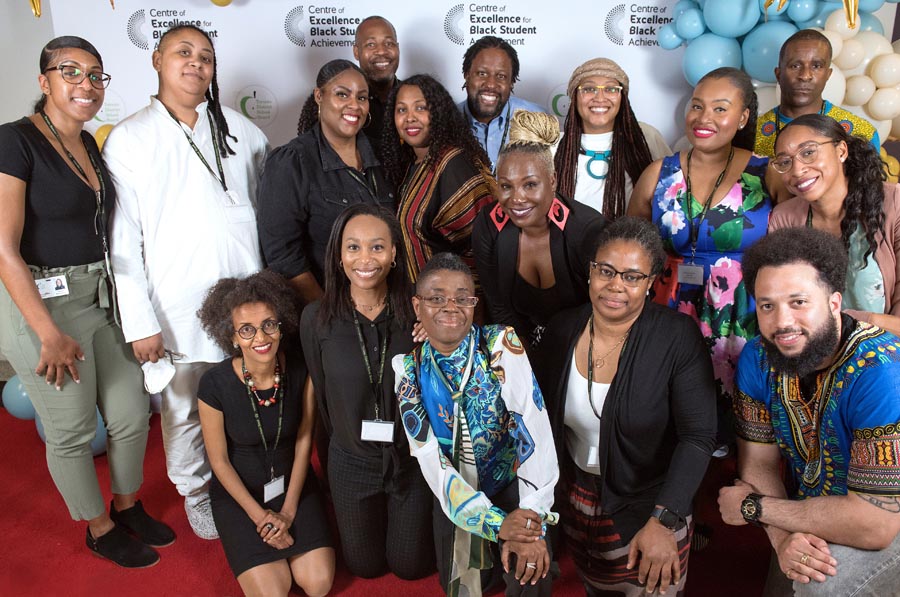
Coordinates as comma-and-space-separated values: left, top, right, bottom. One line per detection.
352, 296, 386, 312
588, 315, 629, 370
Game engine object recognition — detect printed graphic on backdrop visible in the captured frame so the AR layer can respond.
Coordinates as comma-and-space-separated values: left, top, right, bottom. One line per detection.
127, 8, 220, 50
236, 86, 278, 127
605, 3, 673, 47
282, 4, 368, 48
443, 2, 539, 47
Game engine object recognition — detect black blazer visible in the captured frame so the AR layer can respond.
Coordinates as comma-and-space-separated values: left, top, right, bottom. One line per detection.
533, 301, 717, 543
472, 195, 606, 337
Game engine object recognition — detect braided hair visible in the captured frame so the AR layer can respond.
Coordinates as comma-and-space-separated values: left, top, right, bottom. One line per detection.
776, 113, 886, 265
296, 59, 366, 135
554, 86, 652, 219
158, 25, 237, 157
498, 110, 559, 174
381, 74, 490, 189
697, 67, 758, 152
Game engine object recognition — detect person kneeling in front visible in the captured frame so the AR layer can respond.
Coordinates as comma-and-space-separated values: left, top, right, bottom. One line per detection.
393, 252, 559, 596
719, 227, 900, 596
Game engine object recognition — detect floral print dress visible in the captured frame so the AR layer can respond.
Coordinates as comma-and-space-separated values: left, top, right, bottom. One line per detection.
651, 153, 772, 405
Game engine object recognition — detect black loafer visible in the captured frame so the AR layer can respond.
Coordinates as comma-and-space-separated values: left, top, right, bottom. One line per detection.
110, 500, 176, 547
86, 525, 160, 568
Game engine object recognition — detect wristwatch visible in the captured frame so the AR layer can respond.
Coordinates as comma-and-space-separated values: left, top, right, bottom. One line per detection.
740, 493, 764, 526
650, 506, 681, 531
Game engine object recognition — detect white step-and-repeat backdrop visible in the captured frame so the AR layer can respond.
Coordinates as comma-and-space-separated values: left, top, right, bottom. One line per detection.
47, 0, 694, 146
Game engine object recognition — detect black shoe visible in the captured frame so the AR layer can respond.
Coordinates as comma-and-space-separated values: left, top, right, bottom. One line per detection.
110, 500, 176, 547
86, 525, 160, 568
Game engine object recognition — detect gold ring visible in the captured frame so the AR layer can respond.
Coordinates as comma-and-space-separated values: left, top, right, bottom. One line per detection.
800, 553, 809, 565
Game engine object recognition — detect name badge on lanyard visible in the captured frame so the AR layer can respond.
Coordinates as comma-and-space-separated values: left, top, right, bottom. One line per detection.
264, 475, 285, 503
677, 263, 705, 286
35, 275, 70, 299
361, 419, 394, 443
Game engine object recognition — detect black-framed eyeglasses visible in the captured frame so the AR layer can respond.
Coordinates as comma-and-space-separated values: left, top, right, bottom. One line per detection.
415, 295, 479, 309
771, 140, 839, 174
44, 65, 112, 90
577, 85, 623, 97
235, 319, 281, 340
590, 262, 651, 287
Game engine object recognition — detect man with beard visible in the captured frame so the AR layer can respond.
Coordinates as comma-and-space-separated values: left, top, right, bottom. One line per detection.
458, 36, 548, 172
718, 227, 900, 596
755, 29, 879, 159
353, 16, 400, 156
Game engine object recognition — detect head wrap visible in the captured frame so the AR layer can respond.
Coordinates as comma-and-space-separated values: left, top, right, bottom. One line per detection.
567, 57, 629, 98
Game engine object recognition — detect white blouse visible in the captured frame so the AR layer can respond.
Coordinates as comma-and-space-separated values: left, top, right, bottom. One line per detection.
563, 351, 609, 475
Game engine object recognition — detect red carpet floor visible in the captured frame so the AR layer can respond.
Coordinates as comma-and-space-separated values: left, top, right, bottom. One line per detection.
0, 408, 769, 596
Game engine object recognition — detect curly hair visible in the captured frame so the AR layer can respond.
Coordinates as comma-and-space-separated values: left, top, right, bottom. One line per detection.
743, 227, 848, 296
416, 252, 473, 293
592, 216, 666, 277
496, 110, 559, 177
35, 36, 103, 113
159, 25, 237, 157
776, 113, 886, 265
381, 74, 490, 189
462, 36, 520, 83
296, 59, 366, 135
555, 68, 652, 219
318, 203, 415, 329
197, 270, 300, 357
697, 67, 758, 152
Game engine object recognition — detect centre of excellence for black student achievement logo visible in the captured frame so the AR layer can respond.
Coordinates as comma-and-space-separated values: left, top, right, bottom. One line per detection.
285, 5, 307, 47
444, 4, 465, 45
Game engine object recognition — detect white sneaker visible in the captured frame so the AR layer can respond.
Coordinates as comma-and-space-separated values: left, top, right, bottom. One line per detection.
184, 495, 218, 540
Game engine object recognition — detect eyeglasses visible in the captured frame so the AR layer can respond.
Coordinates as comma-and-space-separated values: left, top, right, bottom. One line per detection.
577, 85, 623, 97
44, 65, 112, 90
590, 262, 651, 287
771, 140, 839, 174
415, 295, 479, 309
235, 319, 281, 340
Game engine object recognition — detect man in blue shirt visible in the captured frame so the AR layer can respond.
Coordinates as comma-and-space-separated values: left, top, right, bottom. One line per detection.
458, 36, 548, 171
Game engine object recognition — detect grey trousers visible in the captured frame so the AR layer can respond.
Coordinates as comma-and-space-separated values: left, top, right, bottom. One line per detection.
0, 262, 149, 520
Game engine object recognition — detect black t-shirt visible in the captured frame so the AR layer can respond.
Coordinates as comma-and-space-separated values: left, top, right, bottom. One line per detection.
0, 117, 111, 267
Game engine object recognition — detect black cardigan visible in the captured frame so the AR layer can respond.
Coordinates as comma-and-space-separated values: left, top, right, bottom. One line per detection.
471, 195, 606, 337
533, 301, 716, 543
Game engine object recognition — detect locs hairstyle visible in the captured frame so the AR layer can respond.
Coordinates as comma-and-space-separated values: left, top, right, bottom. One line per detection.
158, 25, 237, 157
462, 35, 520, 82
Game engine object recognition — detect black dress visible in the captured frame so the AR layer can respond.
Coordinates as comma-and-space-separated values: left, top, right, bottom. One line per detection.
198, 353, 331, 577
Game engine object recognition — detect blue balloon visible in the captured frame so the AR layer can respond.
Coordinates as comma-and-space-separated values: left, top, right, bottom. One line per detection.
742, 21, 799, 82
857, 11, 885, 35
705, 0, 760, 37
673, 0, 700, 18
658, 23, 685, 50
683, 33, 743, 86
858, 0, 886, 11
787, 0, 821, 23
794, 2, 842, 29
676, 8, 706, 40
35, 407, 107, 456
759, 0, 789, 15
2, 375, 35, 420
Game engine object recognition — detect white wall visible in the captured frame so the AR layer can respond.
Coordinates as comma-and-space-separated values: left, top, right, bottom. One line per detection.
0, 1, 55, 122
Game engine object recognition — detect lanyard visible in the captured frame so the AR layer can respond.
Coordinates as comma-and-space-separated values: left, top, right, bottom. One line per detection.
242, 362, 284, 481
40, 110, 109, 254
477, 102, 512, 176
586, 313, 628, 418
165, 107, 228, 192
347, 167, 378, 198
351, 302, 391, 420
805, 205, 814, 227
684, 146, 734, 262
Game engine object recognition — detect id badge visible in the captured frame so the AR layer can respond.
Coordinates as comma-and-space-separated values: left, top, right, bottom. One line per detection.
361, 419, 394, 443
264, 475, 285, 503
35, 276, 70, 299
587, 446, 599, 468
224, 189, 241, 205
677, 263, 705, 286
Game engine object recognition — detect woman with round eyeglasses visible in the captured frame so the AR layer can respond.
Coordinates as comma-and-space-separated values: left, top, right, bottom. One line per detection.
258, 59, 394, 305
197, 270, 334, 596
533, 217, 716, 597
554, 58, 670, 219
769, 113, 900, 336
299, 204, 435, 581
0, 36, 173, 567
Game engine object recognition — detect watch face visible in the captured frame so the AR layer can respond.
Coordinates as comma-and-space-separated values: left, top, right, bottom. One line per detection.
654, 508, 679, 529
741, 499, 759, 519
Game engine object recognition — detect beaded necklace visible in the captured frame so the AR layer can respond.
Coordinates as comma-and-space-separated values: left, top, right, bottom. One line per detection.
241, 359, 282, 407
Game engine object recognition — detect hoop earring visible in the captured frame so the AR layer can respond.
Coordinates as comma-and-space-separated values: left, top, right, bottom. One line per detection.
339, 260, 343, 268
364, 112, 372, 128
391, 260, 396, 268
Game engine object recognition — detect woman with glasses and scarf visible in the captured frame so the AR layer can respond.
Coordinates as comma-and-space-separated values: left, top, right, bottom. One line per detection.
769, 113, 900, 336
0, 36, 173, 567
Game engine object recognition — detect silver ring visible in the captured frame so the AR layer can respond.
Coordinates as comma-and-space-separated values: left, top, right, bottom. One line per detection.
526, 519, 532, 530
525, 562, 537, 569
264, 522, 274, 531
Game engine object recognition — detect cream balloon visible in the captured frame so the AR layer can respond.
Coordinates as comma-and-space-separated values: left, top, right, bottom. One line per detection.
815, 27, 844, 61
821, 66, 847, 106
824, 8, 859, 39
894, 39, 900, 55
866, 87, 900, 121
834, 38, 865, 70
844, 75, 877, 105
844, 31, 894, 78
755, 84, 778, 114
869, 53, 900, 88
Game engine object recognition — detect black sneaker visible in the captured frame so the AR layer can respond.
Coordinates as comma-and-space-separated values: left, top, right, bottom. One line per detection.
86, 525, 160, 568
110, 500, 176, 547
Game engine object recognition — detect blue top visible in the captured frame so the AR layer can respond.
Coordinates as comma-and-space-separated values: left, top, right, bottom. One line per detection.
458, 95, 549, 169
